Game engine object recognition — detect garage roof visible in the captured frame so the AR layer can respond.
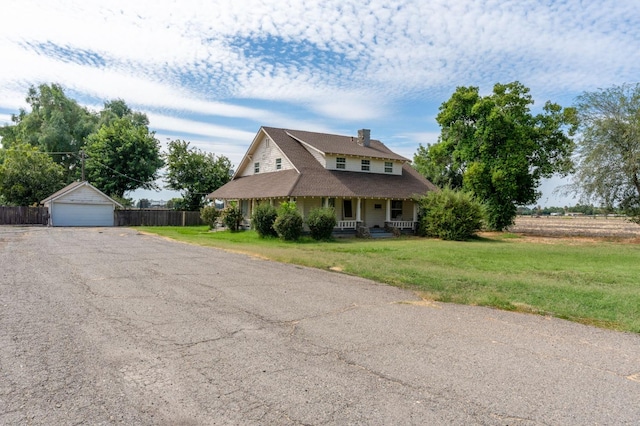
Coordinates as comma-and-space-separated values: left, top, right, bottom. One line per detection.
41, 181, 123, 207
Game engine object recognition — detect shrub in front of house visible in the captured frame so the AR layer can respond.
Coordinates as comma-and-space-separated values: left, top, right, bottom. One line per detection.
221, 202, 244, 231
251, 202, 278, 237
306, 207, 337, 240
417, 188, 485, 241
273, 201, 303, 241
200, 205, 220, 229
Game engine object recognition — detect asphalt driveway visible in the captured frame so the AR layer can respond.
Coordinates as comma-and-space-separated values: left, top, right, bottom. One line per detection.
1, 226, 639, 425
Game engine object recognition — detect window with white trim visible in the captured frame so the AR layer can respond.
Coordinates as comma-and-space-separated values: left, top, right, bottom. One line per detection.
385, 161, 393, 173
361, 159, 370, 171
391, 200, 403, 219
254, 162, 260, 173
276, 158, 282, 170
336, 157, 346, 169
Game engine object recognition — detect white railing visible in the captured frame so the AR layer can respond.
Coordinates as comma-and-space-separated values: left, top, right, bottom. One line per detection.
335, 220, 358, 230
387, 220, 415, 229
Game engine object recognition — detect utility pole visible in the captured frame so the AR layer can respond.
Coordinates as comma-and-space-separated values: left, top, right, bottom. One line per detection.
81, 150, 85, 181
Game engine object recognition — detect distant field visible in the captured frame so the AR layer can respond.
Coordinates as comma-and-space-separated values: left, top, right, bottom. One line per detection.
509, 216, 640, 239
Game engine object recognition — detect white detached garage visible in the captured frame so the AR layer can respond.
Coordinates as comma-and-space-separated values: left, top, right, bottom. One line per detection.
41, 181, 122, 227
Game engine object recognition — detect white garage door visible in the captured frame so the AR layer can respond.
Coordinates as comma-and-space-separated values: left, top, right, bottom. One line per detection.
52, 203, 114, 227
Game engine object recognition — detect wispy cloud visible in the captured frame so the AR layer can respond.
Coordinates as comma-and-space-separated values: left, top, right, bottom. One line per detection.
152, 131, 249, 167
3, 0, 639, 120
147, 113, 255, 142
2, 0, 637, 203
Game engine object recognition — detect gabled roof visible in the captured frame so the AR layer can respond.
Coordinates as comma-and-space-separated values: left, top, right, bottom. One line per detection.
41, 181, 86, 203
41, 181, 123, 207
209, 126, 436, 200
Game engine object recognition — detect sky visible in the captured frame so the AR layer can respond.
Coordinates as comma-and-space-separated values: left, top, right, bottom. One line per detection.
1, 0, 639, 206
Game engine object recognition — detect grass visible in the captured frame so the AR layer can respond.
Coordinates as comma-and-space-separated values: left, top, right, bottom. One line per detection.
137, 226, 640, 333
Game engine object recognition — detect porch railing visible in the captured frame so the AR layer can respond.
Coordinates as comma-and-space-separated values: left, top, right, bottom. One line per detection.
335, 220, 358, 230
387, 220, 415, 230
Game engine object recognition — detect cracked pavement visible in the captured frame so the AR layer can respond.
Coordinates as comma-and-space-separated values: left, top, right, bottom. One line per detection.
1, 226, 639, 425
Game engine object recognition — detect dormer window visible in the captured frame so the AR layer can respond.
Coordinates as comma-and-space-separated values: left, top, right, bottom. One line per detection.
336, 157, 346, 169
254, 162, 260, 173
361, 159, 370, 171
385, 162, 393, 173
276, 158, 282, 170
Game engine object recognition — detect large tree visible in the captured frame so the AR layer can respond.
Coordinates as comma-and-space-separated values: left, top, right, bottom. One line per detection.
84, 111, 164, 198
0, 144, 65, 205
569, 84, 640, 223
99, 99, 149, 127
415, 82, 577, 230
413, 141, 464, 190
165, 140, 232, 211
0, 83, 97, 182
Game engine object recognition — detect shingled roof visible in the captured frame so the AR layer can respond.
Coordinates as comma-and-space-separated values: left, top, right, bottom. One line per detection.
285, 129, 408, 161
208, 126, 436, 200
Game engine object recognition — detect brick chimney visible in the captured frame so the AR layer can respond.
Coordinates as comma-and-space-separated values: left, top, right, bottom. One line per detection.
358, 129, 371, 147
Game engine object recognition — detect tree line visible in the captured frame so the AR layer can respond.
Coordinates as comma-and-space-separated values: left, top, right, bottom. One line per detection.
517, 205, 619, 217
413, 81, 640, 229
3, 81, 638, 228
0, 83, 231, 210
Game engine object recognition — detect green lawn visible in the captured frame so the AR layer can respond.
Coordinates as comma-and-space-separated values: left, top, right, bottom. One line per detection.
137, 226, 640, 333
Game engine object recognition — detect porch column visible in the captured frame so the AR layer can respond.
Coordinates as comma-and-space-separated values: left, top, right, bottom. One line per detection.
356, 198, 361, 222
386, 199, 391, 222
413, 202, 418, 222
323, 197, 328, 208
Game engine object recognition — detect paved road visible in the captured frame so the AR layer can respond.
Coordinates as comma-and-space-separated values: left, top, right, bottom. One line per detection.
1, 227, 639, 425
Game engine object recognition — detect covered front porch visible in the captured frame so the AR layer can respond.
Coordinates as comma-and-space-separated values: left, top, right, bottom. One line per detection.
236, 196, 419, 235
331, 198, 417, 233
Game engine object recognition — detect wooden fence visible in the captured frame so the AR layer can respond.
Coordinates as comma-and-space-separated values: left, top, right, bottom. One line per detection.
115, 209, 204, 226
0, 207, 203, 227
0, 206, 48, 225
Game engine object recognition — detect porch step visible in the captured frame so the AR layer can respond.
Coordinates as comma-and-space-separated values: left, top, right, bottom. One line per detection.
369, 228, 394, 239
371, 232, 394, 239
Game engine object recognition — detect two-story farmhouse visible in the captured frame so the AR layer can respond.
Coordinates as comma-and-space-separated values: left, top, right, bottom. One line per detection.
207, 126, 436, 234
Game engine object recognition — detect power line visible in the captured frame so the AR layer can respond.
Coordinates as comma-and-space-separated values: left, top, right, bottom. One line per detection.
3, 147, 164, 188
84, 156, 156, 186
